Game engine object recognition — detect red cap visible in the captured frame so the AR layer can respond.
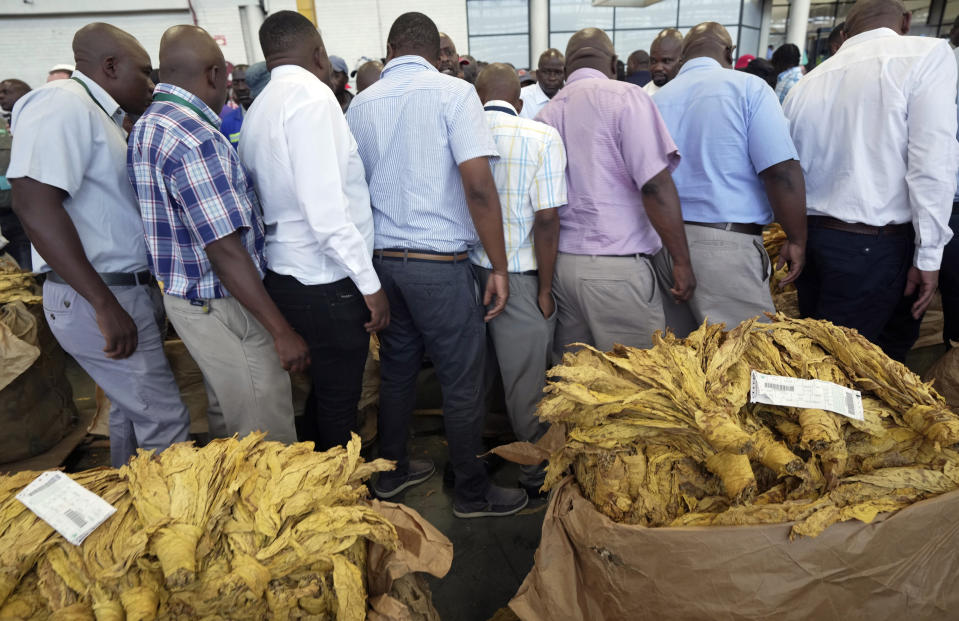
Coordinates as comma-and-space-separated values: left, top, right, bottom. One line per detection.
735, 54, 756, 69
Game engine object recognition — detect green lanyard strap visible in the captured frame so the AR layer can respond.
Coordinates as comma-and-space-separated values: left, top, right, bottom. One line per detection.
152, 93, 218, 130
70, 77, 118, 123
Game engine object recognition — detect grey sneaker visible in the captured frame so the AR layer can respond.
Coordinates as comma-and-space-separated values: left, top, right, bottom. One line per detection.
372, 459, 435, 499
453, 484, 529, 518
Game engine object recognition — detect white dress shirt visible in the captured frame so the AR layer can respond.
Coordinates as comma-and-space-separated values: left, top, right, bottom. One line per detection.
642, 81, 660, 96
7, 71, 149, 274
239, 64, 380, 294
519, 82, 550, 120
783, 28, 958, 271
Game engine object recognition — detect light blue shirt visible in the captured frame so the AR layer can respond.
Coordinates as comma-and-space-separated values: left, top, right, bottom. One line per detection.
346, 55, 499, 252
653, 57, 798, 224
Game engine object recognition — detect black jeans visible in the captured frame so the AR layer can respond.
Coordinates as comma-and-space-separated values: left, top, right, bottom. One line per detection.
941, 210, 959, 344
373, 256, 490, 503
796, 225, 918, 361
264, 271, 370, 450
0, 209, 31, 270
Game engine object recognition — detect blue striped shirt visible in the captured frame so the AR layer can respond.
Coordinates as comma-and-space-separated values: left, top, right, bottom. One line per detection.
346, 56, 499, 252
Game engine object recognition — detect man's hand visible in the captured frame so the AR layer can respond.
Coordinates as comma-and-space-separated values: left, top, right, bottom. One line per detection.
776, 240, 806, 288
273, 328, 310, 373
483, 271, 509, 321
904, 267, 939, 319
96, 299, 139, 359
537, 290, 555, 319
363, 289, 390, 333
670, 262, 696, 303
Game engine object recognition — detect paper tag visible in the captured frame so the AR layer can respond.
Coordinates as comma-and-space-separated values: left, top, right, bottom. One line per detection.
16, 471, 116, 545
750, 370, 864, 421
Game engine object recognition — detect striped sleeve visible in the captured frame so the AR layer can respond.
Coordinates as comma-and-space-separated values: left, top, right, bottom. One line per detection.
530, 126, 568, 212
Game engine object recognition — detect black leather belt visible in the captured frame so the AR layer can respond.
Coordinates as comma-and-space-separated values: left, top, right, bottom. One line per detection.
47, 270, 154, 286
808, 215, 912, 237
375, 248, 468, 263
685, 221, 764, 235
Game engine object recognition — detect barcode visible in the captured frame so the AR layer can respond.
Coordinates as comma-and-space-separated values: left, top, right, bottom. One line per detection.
764, 383, 795, 392
26, 475, 58, 497
63, 508, 87, 529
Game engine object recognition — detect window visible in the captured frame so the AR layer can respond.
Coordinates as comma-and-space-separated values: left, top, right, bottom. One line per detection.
678, 0, 742, 26
466, 0, 529, 66
550, 0, 614, 31
615, 0, 679, 28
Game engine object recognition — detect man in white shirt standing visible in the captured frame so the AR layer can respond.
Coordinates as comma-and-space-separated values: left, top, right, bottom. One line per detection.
8, 23, 191, 467
240, 11, 389, 450
644, 29, 683, 96
519, 49, 564, 120
783, 0, 958, 361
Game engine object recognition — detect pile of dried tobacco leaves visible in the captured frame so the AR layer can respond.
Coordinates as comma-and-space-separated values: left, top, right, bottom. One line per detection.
0, 433, 402, 619
539, 315, 959, 538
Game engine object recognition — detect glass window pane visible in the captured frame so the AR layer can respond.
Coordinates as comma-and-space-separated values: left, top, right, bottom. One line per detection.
614, 0, 679, 28
679, 0, 742, 26
742, 0, 762, 28
836, 3, 855, 20
770, 5, 789, 34
947, 0, 959, 22
468, 34, 530, 67
550, 31, 576, 56
613, 29, 663, 61
467, 0, 529, 36
550, 0, 614, 32
737, 26, 761, 57
726, 25, 739, 47
808, 4, 836, 32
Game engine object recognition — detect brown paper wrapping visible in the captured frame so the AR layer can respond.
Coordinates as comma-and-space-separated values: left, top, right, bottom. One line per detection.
510, 477, 959, 621
925, 348, 959, 412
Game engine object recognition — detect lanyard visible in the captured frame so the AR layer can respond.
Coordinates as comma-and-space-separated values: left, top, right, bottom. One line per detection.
484, 105, 518, 116
70, 77, 119, 124
152, 93, 218, 130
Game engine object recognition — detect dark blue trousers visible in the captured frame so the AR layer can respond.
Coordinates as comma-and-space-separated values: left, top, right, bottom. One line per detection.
941, 211, 959, 344
796, 225, 918, 362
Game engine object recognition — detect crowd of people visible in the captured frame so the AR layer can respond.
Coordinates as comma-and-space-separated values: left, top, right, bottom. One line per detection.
0, 0, 956, 520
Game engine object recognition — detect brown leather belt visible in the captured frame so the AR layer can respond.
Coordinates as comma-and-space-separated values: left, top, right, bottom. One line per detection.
808, 215, 912, 236
685, 221, 763, 235
375, 249, 468, 262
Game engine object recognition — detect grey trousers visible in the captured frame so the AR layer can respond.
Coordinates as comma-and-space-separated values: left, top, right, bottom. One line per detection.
552, 252, 665, 360
42, 281, 190, 467
163, 294, 296, 444
653, 224, 775, 337
477, 267, 554, 487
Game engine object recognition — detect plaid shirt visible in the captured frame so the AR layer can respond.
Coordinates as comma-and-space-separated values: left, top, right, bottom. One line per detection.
127, 83, 265, 299
470, 101, 567, 272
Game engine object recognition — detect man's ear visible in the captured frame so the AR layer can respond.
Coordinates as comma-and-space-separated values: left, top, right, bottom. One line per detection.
515, 98, 524, 114
102, 55, 119, 80
724, 46, 734, 68
900, 11, 912, 35
208, 64, 219, 89
609, 54, 618, 78
385, 42, 396, 63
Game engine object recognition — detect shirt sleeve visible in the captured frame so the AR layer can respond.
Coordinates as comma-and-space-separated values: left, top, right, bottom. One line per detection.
529, 126, 568, 212
7, 89, 94, 196
906, 42, 958, 270
285, 92, 381, 295
619, 89, 680, 189
168, 140, 254, 248
447, 86, 499, 165
747, 78, 800, 173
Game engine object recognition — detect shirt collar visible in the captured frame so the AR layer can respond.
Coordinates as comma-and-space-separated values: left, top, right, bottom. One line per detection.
153, 82, 222, 128
72, 70, 124, 127
840, 27, 899, 51
484, 100, 518, 115
382, 55, 439, 78
677, 57, 723, 76
269, 64, 314, 80
566, 67, 609, 84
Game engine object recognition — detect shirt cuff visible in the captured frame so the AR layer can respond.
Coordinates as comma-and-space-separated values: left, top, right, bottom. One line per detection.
914, 245, 944, 272
353, 268, 382, 296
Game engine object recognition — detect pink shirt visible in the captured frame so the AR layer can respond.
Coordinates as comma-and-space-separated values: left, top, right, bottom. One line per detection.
536, 68, 680, 255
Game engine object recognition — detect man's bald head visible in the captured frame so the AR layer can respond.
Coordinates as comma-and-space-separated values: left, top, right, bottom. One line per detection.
475, 63, 521, 109
72, 23, 154, 115
258, 11, 330, 87
355, 60, 383, 93
627, 50, 650, 75
845, 0, 910, 37
650, 28, 683, 86
159, 25, 227, 113
537, 48, 565, 97
565, 28, 616, 79
682, 23, 734, 68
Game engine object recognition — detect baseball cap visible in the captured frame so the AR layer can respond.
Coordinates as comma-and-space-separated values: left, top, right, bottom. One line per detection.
735, 54, 756, 70
329, 55, 348, 74
48, 63, 75, 74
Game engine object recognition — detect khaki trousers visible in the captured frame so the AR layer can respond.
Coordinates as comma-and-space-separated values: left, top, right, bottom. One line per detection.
163, 294, 296, 443
653, 224, 775, 338
552, 252, 665, 360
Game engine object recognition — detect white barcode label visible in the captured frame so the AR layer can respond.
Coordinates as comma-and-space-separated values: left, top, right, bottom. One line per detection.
750, 370, 864, 421
15, 471, 116, 545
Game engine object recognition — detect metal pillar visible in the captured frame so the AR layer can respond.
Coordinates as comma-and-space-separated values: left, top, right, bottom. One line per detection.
529, 0, 549, 69
785, 0, 811, 49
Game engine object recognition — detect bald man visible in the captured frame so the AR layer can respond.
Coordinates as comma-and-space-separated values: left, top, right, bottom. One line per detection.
645, 29, 683, 95
8, 23, 190, 467
354, 60, 383, 93
128, 25, 309, 444
625, 49, 652, 87
783, 0, 958, 361
536, 28, 694, 356
519, 49, 564, 120
652, 23, 806, 337
473, 63, 566, 495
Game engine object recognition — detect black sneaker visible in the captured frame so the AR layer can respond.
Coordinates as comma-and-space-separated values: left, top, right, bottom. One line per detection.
521, 481, 548, 500
373, 459, 436, 499
453, 484, 529, 518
